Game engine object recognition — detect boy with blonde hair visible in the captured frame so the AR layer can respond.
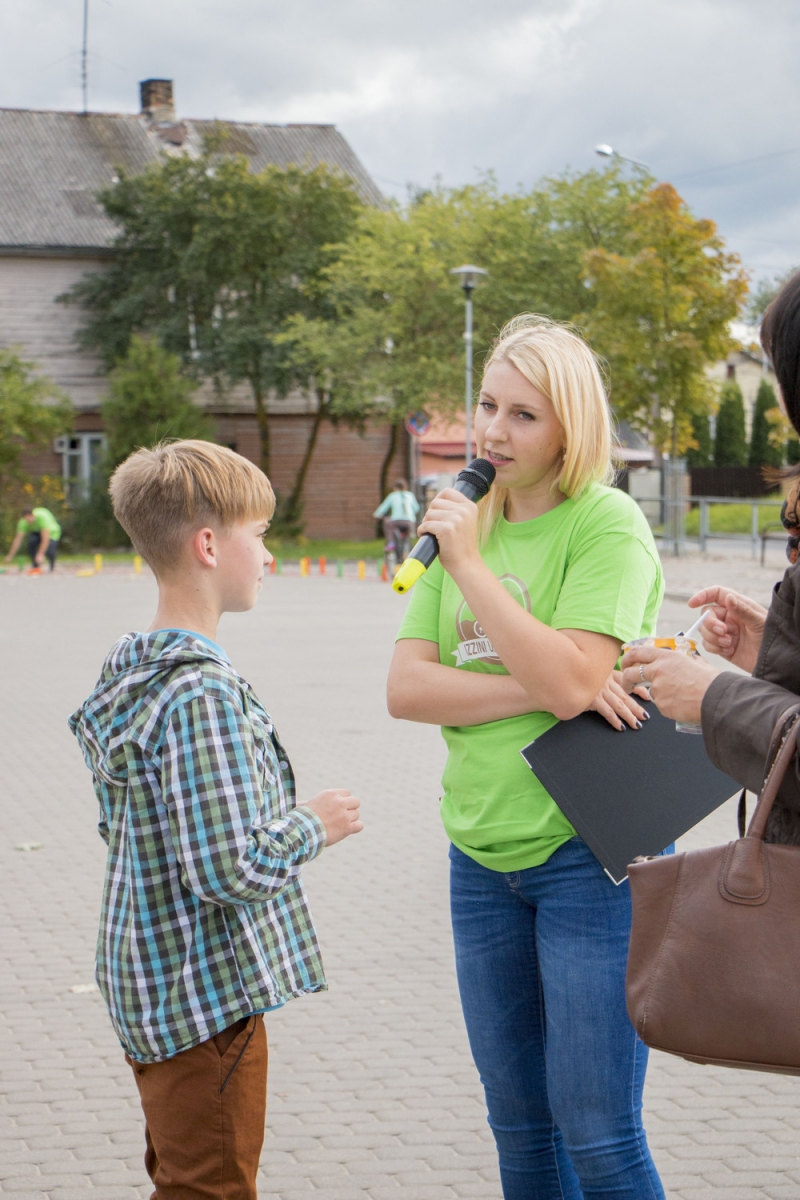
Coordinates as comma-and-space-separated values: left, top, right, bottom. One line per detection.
69, 440, 362, 1199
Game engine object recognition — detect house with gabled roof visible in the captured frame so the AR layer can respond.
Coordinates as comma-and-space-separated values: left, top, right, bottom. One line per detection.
0, 79, 405, 538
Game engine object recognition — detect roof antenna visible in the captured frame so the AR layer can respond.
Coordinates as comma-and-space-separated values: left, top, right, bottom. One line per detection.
81, 0, 89, 114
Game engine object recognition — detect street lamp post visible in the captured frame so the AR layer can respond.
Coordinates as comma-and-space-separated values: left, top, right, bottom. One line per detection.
450, 264, 488, 466
595, 144, 651, 172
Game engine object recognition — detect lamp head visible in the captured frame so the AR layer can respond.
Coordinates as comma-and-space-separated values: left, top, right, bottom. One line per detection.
450, 263, 488, 295
595, 144, 614, 158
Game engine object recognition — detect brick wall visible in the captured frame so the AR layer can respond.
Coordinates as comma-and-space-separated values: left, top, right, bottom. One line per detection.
22, 412, 408, 542
217, 413, 408, 539
20, 413, 104, 477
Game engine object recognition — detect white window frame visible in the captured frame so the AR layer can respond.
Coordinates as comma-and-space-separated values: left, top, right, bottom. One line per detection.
57, 432, 107, 498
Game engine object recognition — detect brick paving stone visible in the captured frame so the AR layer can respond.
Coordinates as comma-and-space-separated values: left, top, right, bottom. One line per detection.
676, 1191, 767, 1200
1, 553, 800, 1198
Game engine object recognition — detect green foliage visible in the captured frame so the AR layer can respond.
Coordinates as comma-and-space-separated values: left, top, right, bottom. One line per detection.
0, 474, 69, 554
61, 150, 748, 496
289, 166, 651, 438
748, 378, 783, 468
0, 351, 72, 550
102, 335, 211, 468
747, 268, 799, 325
61, 150, 365, 479
68, 486, 129, 550
686, 411, 713, 467
582, 184, 747, 456
714, 381, 748, 466
0, 349, 72, 483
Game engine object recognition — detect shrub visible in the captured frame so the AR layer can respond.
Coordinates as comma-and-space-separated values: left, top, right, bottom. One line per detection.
102, 335, 212, 469
748, 379, 783, 469
67, 486, 129, 550
714, 381, 747, 466
686, 411, 713, 468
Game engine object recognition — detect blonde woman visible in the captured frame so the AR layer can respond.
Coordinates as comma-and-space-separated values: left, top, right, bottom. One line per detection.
388, 316, 665, 1199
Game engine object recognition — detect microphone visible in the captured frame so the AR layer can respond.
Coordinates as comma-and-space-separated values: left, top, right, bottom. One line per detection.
392, 458, 496, 594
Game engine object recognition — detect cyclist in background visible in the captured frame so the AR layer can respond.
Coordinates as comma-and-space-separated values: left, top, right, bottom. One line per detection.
374, 479, 420, 564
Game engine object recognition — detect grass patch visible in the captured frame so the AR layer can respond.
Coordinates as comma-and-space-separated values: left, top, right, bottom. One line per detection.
684, 501, 783, 536
57, 550, 136, 563
265, 538, 385, 561
8, 540, 387, 566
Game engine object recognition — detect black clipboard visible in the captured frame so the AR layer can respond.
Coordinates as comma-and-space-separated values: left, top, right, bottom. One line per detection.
520, 703, 739, 884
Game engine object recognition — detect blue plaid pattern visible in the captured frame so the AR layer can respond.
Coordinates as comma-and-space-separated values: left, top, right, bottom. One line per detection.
69, 631, 326, 1063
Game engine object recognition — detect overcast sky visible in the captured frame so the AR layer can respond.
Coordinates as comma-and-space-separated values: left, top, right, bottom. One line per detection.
3, 0, 799, 288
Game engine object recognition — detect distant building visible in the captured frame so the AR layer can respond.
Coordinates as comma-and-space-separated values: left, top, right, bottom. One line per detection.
0, 79, 404, 538
706, 347, 779, 437
415, 414, 654, 485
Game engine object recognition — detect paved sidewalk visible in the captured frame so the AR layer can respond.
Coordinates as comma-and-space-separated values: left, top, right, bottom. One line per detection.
1, 549, 799, 1199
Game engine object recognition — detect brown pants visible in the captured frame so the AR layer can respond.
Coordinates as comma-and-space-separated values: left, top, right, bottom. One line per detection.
127, 1015, 267, 1199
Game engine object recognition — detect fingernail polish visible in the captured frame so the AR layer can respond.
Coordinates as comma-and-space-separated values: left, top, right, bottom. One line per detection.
636, 720, 643, 729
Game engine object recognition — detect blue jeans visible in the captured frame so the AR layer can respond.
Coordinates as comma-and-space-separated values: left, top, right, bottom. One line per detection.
449, 838, 665, 1200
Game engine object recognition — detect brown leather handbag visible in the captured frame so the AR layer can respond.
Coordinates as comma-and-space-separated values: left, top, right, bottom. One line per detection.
626, 704, 800, 1075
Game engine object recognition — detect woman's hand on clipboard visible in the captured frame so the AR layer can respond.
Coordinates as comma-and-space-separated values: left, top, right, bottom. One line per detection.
587, 670, 651, 731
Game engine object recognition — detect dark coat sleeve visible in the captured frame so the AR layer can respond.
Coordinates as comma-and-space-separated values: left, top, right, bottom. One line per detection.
701, 563, 800, 813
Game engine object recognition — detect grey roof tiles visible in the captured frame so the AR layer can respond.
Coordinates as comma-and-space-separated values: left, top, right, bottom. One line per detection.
0, 107, 384, 251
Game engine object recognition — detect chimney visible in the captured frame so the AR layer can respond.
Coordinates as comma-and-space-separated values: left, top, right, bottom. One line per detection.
140, 79, 176, 124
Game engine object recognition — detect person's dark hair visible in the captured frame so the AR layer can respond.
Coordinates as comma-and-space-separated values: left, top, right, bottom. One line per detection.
22, 506, 33, 516
762, 271, 800, 439
762, 271, 800, 555
393, 478, 409, 490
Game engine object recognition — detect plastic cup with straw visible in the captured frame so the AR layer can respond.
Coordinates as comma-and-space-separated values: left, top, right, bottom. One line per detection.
622, 609, 710, 735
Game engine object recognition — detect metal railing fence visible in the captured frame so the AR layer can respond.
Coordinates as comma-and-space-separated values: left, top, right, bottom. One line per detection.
659, 494, 783, 558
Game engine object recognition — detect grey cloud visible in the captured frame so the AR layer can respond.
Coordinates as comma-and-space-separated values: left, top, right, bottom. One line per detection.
1, 0, 798, 282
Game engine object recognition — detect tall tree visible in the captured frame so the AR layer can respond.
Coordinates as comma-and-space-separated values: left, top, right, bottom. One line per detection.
581, 183, 747, 457
714, 380, 748, 467
748, 378, 783, 469
102, 335, 212, 468
747, 268, 799, 325
686, 411, 713, 468
298, 165, 652, 501
61, 146, 365, 480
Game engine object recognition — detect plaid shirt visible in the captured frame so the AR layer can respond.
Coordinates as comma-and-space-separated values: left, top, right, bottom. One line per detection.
69, 630, 326, 1063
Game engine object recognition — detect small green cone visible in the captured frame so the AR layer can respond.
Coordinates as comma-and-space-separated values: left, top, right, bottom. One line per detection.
276, 558, 282, 575
337, 560, 343, 579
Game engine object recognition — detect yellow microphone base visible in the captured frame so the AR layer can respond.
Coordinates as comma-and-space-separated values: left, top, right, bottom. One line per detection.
392, 557, 427, 594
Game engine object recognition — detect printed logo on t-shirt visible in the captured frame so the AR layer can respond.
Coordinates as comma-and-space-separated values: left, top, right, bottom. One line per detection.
453, 574, 532, 666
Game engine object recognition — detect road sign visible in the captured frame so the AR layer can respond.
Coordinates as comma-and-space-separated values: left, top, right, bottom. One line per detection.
405, 411, 430, 438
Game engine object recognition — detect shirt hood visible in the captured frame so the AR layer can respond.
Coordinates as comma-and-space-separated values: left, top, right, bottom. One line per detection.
68, 630, 231, 786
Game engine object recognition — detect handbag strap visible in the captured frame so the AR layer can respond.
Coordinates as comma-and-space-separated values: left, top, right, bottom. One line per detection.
737, 788, 747, 838
745, 704, 800, 842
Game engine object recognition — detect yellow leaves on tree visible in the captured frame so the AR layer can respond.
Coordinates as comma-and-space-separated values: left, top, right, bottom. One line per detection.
582, 183, 748, 457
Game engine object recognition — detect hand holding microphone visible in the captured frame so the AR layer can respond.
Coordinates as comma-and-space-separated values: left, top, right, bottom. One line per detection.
392, 458, 496, 594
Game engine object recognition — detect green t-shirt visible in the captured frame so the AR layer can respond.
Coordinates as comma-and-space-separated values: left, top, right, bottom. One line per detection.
396, 483, 664, 873
17, 507, 61, 540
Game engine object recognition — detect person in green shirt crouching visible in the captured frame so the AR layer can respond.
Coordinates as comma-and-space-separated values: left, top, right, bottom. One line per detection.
387, 315, 665, 1199
5, 506, 62, 571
